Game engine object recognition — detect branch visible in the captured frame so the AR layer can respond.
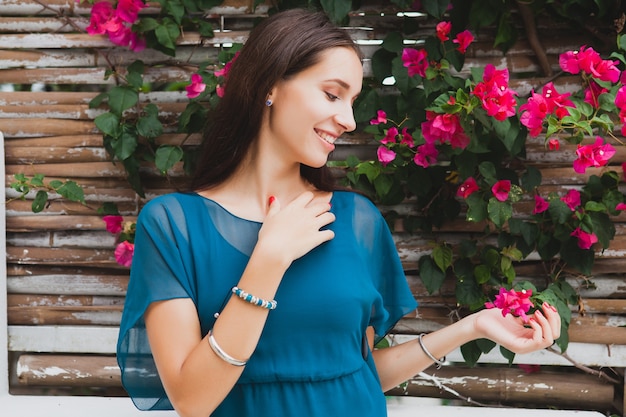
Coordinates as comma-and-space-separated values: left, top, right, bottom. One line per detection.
546, 346, 621, 384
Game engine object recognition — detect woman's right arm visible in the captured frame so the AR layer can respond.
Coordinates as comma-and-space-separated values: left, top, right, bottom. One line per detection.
144, 192, 334, 417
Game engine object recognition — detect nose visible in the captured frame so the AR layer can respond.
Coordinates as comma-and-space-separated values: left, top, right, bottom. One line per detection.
335, 103, 357, 133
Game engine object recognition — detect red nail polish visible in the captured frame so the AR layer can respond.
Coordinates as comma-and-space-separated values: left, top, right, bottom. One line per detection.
268, 196, 275, 205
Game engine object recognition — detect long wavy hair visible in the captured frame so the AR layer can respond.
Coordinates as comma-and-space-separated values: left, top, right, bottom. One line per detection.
190, 8, 362, 192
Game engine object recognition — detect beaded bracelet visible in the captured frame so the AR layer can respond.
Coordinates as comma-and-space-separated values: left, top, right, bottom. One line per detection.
418, 333, 446, 369
232, 286, 277, 310
208, 330, 248, 367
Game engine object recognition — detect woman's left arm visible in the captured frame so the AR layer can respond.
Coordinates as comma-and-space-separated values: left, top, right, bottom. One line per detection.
371, 303, 561, 392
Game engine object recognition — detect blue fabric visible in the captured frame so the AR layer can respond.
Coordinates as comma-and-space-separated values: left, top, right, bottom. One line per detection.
117, 190, 417, 415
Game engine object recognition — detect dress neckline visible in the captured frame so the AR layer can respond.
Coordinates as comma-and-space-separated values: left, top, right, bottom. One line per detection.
192, 191, 336, 224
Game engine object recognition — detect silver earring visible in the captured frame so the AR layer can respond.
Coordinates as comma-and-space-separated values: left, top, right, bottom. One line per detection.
265, 99, 273, 107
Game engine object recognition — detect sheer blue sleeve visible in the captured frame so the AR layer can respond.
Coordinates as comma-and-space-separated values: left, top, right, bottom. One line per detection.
351, 193, 417, 343
116, 195, 194, 410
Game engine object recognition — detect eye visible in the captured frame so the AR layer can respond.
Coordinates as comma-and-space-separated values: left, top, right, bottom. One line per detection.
325, 92, 339, 101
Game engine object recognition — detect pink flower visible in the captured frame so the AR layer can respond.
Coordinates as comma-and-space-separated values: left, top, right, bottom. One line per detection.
456, 177, 479, 198
86, 1, 115, 35
561, 189, 581, 211
413, 143, 438, 168
533, 195, 549, 214
570, 227, 598, 250
622, 162, 626, 181
453, 30, 474, 53
103, 215, 124, 234
584, 81, 607, 108
186, 73, 206, 99
559, 46, 602, 75
377, 146, 396, 166
616, 202, 626, 210
573, 136, 616, 173
370, 110, 387, 125
436, 21, 452, 42
485, 287, 534, 323
402, 48, 429, 77
548, 139, 560, 150
615, 87, 626, 136
400, 127, 414, 147
214, 51, 240, 78
381, 127, 398, 144
421, 111, 469, 149
491, 180, 511, 202
542, 82, 573, 119
472, 64, 517, 121
519, 92, 548, 137
115, 0, 145, 23
115, 241, 135, 267
215, 84, 225, 98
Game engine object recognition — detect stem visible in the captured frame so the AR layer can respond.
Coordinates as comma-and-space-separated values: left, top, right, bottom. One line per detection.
546, 346, 621, 384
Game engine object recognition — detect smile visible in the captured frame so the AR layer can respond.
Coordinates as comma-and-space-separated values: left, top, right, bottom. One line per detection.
315, 129, 337, 145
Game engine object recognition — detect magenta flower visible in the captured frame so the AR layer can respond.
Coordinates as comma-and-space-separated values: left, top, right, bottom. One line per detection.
377, 146, 396, 166
421, 111, 469, 149
584, 81, 607, 108
370, 110, 387, 125
485, 287, 534, 323
103, 215, 124, 234
115, 241, 135, 267
559, 46, 602, 75
86, 2, 115, 35
413, 143, 438, 168
115, 0, 145, 23
532, 195, 549, 214
573, 137, 616, 173
381, 127, 398, 144
616, 202, 626, 211
214, 51, 240, 78
436, 21, 452, 42
402, 48, 429, 77
548, 138, 560, 150
491, 180, 511, 202
570, 228, 598, 250
453, 30, 474, 53
400, 127, 414, 147
615, 86, 626, 136
560, 189, 581, 211
472, 64, 517, 121
456, 177, 479, 198
542, 82, 573, 119
519, 92, 549, 137
186, 73, 206, 99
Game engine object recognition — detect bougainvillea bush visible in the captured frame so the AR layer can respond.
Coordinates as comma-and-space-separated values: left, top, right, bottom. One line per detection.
80, 0, 626, 363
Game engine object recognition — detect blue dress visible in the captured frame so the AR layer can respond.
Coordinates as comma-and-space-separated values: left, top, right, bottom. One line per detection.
117, 190, 417, 416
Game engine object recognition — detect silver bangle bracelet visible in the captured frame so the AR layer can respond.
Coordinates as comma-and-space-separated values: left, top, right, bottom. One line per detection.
208, 330, 248, 367
418, 333, 446, 369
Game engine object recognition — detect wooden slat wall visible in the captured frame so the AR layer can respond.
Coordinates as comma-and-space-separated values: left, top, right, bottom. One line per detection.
2, 0, 625, 413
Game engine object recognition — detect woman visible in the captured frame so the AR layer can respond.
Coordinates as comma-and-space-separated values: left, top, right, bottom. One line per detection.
117, 8, 561, 417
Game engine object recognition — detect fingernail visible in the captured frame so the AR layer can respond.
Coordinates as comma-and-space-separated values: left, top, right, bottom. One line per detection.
268, 196, 275, 205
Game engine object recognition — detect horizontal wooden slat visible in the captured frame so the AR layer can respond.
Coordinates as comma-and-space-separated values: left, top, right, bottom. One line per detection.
17, 354, 120, 387
387, 366, 614, 409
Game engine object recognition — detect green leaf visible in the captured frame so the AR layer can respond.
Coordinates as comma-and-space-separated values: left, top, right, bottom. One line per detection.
422, 0, 452, 18
107, 86, 139, 115
499, 346, 516, 365
478, 161, 497, 183
466, 193, 487, 222
433, 244, 453, 272
31, 190, 48, 213
111, 130, 138, 161
320, 0, 352, 24
155, 19, 181, 54
418, 256, 446, 294
487, 198, 512, 228
55, 181, 85, 204
137, 104, 164, 138
382, 31, 404, 54
521, 166, 542, 191
460, 340, 483, 367
155, 145, 184, 174
94, 113, 121, 137
473, 264, 491, 284
89, 92, 108, 109
548, 199, 572, 224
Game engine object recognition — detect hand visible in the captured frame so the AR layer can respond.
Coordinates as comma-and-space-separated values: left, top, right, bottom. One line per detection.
256, 191, 335, 266
473, 302, 561, 355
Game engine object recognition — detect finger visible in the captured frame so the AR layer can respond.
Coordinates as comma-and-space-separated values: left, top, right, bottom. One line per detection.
313, 212, 335, 228
532, 309, 554, 346
542, 302, 562, 340
266, 195, 281, 216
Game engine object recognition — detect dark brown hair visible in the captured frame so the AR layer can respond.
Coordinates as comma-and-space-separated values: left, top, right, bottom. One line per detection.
191, 8, 362, 192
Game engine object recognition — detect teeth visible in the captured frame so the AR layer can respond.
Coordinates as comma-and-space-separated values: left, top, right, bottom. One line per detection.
316, 130, 336, 144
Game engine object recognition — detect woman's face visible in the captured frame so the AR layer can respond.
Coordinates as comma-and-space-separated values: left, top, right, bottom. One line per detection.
262, 47, 363, 168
